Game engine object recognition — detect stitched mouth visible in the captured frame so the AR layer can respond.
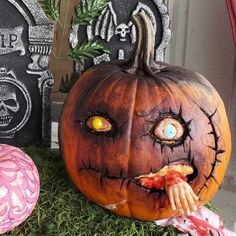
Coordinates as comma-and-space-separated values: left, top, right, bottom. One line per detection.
79, 159, 198, 194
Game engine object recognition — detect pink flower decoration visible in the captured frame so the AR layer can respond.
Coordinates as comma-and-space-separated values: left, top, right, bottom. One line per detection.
0, 144, 40, 234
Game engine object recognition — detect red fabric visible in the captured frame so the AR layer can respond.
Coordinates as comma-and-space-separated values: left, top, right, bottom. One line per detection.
226, 0, 236, 43
156, 207, 236, 236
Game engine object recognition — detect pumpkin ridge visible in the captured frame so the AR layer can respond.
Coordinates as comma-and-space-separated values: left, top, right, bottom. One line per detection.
83, 73, 124, 117
95, 75, 131, 179
125, 75, 139, 216
72, 70, 119, 117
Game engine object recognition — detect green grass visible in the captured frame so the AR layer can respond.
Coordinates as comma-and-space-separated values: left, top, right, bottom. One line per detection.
4, 147, 182, 236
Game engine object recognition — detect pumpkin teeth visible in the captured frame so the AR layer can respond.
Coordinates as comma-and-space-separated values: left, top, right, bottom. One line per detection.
135, 164, 193, 180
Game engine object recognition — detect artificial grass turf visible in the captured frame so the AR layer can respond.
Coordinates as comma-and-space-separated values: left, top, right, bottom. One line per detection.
3, 147, 182, 236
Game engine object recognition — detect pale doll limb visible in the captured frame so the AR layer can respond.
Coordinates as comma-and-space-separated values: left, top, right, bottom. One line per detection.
166, 181, 199, 215
137, 166, 199, 215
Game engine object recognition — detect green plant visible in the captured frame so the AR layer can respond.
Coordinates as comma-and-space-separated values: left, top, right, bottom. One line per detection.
40, 0, 111, 92
69, 0, 110, 62
40, 0, 110, 62
73, 0, 109, 25
39, 0, 61, 21
59, 73, 79, 93
69, 40, 110, 62
205, 202, 220, 213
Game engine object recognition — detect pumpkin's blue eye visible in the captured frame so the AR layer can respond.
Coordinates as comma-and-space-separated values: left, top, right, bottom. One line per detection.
154, 118, 184, 141
163, 124, 177, 139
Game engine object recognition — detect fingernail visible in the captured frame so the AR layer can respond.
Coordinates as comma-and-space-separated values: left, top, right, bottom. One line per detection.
193, 206, 197, 211
187, 209, 191, 215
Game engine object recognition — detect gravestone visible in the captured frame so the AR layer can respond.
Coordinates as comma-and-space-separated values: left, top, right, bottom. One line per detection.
0, 0, 54, 146
70, 0, 171, 74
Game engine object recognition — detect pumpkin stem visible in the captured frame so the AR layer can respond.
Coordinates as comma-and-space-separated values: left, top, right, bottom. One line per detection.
125, 11, 162, 74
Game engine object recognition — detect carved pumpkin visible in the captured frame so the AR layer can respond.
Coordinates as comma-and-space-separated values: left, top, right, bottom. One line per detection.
59, 12, 231, 220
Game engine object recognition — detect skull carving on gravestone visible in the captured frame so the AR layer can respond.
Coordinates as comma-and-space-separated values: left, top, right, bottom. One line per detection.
115, 23, 130, 42
0, 85, 19, 127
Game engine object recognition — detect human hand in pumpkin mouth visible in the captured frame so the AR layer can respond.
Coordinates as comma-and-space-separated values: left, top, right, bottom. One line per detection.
165, 177, 199, 215
137, 165, 199, 216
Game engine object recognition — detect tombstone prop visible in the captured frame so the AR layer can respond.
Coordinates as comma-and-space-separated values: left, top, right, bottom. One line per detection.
0, 0, 54, 146
70, 0, 171, 74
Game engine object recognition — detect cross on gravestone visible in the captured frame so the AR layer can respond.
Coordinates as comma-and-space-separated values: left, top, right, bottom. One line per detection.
70, 0, 171, 74
0, 0, 54, 146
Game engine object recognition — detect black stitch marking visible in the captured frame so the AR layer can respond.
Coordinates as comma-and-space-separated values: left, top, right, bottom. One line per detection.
197, 183, 209, 195
120, 178, 126, 190
150, 167, 153, 173
147, 189, 155, 197
79, 166, 165, 194
100, 175, 104, 189
168, 145, 174, 153
178, 104, 183, 116
82, 160, 86, 168
120, 169, 123, 178
197, 107, 226, 195
126, 180, 131, 189
144, 119, 156, 124
161, 144, 164, 154
216, 150, 225, 155
105, 166, 109, 176
167, 156, 171, 165
137, 133, 149, 139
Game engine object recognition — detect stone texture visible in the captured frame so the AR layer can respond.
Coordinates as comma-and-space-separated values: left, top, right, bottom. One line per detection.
70, 0, 171, 75
0, 0, 54, 146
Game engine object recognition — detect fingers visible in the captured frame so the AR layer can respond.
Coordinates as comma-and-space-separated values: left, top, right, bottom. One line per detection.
168, 187, 176, 211
179, 187, 191, 215
190, 188, 199, 201
166, 182, 199, 216
184, 185, 198, 212
172, 186, 184, 215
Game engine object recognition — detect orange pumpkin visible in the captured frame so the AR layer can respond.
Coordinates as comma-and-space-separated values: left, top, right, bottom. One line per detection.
59, 12, 231, 220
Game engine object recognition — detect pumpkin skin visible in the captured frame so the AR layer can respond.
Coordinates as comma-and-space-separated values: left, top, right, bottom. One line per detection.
59, 12, 231, 221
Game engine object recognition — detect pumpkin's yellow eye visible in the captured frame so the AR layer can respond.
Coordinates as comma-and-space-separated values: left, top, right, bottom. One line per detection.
86, 116, 112, 132
154, 118, 184, 141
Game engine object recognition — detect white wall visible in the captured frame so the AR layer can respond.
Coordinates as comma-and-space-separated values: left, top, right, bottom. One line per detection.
165, 0, 236, 228
166, 0, 235, 161
166, 0, 235, 107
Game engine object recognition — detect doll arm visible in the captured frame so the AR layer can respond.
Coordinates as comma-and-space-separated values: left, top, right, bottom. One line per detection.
138, 166, 199, 215
164, 171, 199, 215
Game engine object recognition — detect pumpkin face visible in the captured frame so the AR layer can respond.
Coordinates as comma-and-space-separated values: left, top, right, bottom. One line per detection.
59, 13, 231, 221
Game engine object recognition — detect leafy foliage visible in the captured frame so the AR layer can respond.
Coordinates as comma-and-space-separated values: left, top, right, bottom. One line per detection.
73, 0, 109, 25
39, 0, 60, 21
39, 0, 110, 91
3, 147, 182, 236
69, 40, 110, 62
59, 73, 79, 93
205, 202, 219, 213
